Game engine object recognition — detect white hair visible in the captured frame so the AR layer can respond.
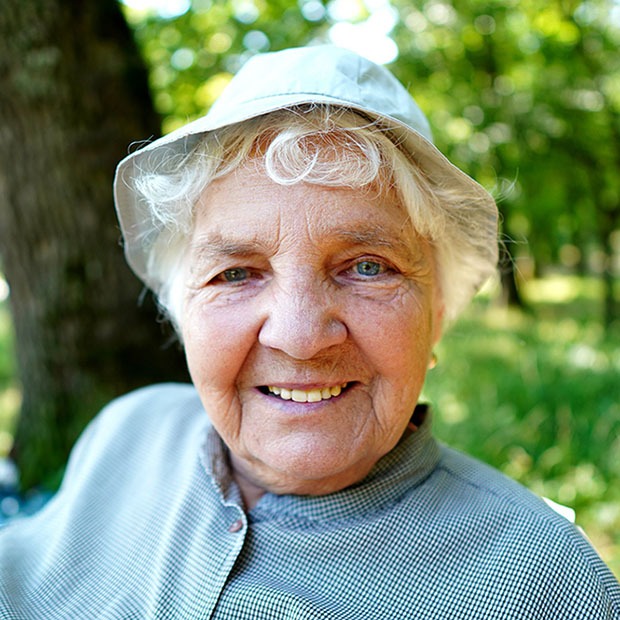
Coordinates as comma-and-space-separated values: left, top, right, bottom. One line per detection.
132, 106, 498, 331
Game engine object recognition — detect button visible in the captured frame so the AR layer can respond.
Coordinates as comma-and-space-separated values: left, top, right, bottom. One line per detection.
228, 519, 244, 533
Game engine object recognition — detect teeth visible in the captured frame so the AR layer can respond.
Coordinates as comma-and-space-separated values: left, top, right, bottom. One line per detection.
330, 385, 341, 397
267, 383, 347, 402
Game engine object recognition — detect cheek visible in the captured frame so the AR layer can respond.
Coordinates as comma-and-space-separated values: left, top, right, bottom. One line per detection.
361, 312, 433, 424
349, 293, 434, 376
182, 302, 258, 390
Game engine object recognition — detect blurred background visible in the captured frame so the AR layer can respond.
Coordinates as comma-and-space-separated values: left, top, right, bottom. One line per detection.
0, 0, 618, 576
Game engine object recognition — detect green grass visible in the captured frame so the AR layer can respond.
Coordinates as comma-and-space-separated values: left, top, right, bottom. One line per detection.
0, 275, 618, 578
0, 297, 19, 458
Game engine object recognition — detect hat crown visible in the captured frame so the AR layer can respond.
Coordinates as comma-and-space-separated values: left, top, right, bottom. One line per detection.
207, 45, 433, 142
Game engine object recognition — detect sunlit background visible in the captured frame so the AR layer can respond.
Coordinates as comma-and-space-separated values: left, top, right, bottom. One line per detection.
121, 0, 401, 63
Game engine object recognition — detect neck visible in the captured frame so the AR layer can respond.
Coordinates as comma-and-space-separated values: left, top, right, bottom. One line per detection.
232, 468, 267, 510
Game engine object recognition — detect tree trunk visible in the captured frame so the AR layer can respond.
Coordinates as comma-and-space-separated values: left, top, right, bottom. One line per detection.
0, 1, 189, 489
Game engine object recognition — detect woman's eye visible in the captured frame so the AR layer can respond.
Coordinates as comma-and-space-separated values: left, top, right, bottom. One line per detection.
354, 260, 384, 277
220, 267, 250, 282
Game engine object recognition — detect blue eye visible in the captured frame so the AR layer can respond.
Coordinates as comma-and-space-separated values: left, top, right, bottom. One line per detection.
221, 268, 249, 282
355, 260, 383, 277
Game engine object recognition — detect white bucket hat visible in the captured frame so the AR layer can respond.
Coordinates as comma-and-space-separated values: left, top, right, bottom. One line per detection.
114, 44, 497, 292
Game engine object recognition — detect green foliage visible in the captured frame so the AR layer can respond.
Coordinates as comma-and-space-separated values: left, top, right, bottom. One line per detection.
390, 0, 620, 321
123, 0, 331, 133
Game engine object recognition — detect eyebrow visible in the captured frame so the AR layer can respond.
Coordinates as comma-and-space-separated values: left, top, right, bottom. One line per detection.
189, 224, 418, 264
188, 234, 270, 265
333, 228, 414, 254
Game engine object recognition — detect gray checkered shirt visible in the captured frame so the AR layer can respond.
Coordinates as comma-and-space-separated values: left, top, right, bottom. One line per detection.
0, 384, 618, 618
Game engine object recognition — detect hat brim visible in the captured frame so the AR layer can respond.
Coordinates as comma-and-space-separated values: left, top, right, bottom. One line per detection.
114, 93, 495, 292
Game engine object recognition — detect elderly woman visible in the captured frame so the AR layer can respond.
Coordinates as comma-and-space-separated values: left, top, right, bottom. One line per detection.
0, 45, 618, 619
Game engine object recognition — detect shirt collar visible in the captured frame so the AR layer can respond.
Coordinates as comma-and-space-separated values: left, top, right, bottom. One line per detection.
201, 405, 440, 521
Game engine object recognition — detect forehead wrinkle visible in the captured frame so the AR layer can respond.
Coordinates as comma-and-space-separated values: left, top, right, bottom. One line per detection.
190, 202, 421, 269
188, 233, 273, 271
332, 225, 417, 259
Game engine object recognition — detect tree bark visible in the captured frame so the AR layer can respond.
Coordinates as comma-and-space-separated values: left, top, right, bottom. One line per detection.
0, 1, 189, 488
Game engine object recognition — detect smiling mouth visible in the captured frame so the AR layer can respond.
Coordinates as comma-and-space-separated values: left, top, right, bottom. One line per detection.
260, 383, 350, 403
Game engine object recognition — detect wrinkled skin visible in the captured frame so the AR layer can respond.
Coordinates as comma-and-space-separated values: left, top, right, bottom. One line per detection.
181, 163, 443, 507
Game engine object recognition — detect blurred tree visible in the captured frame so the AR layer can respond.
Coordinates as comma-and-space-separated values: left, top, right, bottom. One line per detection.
558, 1, 620, 326
391, 0, 619, 324
0, 1, 189, 488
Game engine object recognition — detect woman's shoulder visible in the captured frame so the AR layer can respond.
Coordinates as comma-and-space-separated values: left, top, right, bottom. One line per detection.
432, 445, 619, 603
59, 383, 208, 490
98, 382, 203, 422
433, 444, 583, 535
84, 382, 205, 442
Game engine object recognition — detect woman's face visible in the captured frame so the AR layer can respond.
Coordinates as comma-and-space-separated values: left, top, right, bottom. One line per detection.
182, 163, 443, 497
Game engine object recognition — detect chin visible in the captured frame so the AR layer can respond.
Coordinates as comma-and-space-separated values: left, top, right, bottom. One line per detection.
256, 450, 376, 495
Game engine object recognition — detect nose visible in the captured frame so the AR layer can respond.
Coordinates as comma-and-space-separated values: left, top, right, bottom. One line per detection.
258, 276, 347, 360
